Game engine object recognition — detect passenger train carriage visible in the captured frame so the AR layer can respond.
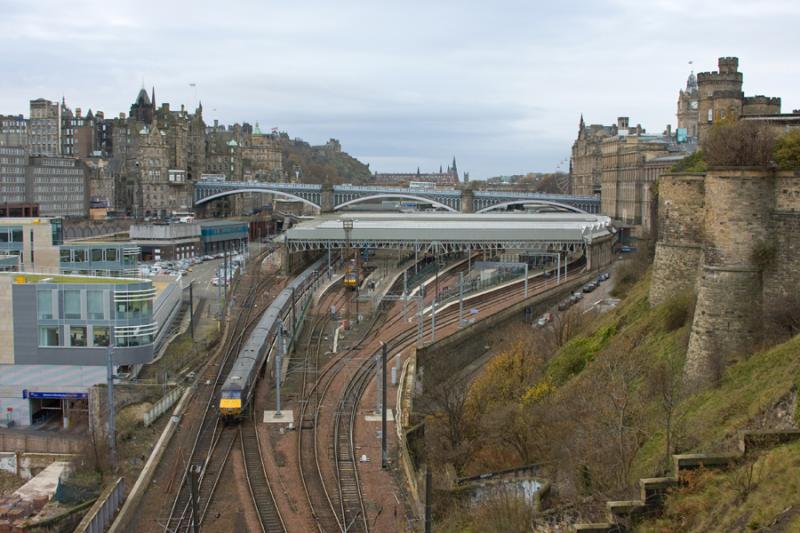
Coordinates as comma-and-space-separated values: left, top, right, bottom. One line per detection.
219, 256, 326, 422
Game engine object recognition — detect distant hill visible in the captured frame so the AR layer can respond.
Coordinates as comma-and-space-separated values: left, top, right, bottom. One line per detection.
276, 134, 373, 184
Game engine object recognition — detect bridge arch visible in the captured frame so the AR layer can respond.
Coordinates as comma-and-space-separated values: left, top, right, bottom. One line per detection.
476, 199, 587, 214
194, 188, 321, 210
334, 193, 458, 212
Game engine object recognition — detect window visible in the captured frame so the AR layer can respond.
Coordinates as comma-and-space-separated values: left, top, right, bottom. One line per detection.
37, 290, 53, 319
115, 299, 152, 319
87, 290, 104, 320
0, 231, 8, 243
72, 249, 86, 262
10, 229, 22, 243
39, 326, 60, 347
64, 290, 82, 319
106, 248, 117, 262
69, 326, 87, 347
91, 248, 103, 262
93, 326, 110, 347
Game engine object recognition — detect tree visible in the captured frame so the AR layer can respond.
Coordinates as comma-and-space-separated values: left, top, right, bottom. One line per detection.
773, 128, 800, 170
702, 120, 777, 168
647, 351, 685, 471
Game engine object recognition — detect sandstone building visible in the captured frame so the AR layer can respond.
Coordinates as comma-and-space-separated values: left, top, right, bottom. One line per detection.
373, 157, 460, 186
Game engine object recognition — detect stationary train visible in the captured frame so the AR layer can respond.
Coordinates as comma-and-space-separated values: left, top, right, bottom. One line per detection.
219, 256, 327, 422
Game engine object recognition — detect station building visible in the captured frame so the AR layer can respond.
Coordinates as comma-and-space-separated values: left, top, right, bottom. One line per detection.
0, 272, 158, 427
199, 219, 248, 255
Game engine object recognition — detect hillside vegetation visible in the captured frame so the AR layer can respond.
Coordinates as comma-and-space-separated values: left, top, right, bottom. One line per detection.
277, 135, 373, 184
429, 261, 800, 529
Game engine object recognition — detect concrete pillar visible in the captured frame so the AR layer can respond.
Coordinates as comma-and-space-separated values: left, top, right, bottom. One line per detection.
320, 183, 335, 213
460, 188, 474, 213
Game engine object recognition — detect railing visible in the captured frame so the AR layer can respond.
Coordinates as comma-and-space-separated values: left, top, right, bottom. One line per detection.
76, 477, 125, 533
143, 386, 185, 427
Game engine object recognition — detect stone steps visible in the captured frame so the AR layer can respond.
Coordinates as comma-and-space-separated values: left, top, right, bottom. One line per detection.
573, 429, 800, 531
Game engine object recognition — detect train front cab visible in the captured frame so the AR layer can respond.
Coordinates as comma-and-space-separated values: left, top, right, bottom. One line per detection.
220, 389, 244, 422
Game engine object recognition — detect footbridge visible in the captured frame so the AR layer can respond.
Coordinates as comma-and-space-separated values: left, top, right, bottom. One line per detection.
193, 181, 600, 214
279, 212, 615, 270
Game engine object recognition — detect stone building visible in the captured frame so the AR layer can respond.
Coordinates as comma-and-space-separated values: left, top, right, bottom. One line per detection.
0, 115, 28, 148
598, 118, 692, 232
0, 146, 27, 204
650, 168, 800, 390
570, 115, 616, 196
28, 98, 61, 156
205, 121, 282, 182
26, 155, 87, 217
683, 57, 786, 142
373, 157, 460, 186
676, 71, 699, 139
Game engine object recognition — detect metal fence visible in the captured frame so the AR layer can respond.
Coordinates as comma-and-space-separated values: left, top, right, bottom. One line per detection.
143, 386, 184, 427
79, 477, 125, 533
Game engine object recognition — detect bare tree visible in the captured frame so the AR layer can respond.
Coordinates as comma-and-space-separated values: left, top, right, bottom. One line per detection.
702, 119, 777, 168
647, 352, 684, 472
542, 306, 588, 352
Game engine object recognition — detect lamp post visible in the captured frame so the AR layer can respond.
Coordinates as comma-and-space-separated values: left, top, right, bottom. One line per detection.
106, 342, 117, 472
342, 219, 356, 320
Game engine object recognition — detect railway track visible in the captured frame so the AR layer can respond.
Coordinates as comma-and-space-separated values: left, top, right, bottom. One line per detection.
241, 408, 286, 532
164, 249, 278, 532
290, 256, 587, 532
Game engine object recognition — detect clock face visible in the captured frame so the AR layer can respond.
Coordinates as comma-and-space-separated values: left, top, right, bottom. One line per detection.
690, 100, 699, 110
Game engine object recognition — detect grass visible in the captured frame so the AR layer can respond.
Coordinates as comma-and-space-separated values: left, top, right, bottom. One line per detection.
638, 440, 800, 532
5, 273, 140, 284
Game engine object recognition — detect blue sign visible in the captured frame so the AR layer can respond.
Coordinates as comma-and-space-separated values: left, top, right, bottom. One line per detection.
676, 128, 688, 144
26, 391, 87, 400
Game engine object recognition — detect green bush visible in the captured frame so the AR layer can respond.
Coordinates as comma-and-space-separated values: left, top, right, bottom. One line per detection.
671, 150, 708, 173
773, 129, 800, 170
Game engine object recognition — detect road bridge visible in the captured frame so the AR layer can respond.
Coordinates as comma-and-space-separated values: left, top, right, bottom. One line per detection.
193, 181, 600, 214
279, 212, 615, 270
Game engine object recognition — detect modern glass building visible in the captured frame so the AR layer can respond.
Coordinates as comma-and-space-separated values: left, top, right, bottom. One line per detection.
59, 243, 140, 277
0, 272, 158, 427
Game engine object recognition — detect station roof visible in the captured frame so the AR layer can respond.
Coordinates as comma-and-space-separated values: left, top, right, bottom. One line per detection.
281, 212, 614, 253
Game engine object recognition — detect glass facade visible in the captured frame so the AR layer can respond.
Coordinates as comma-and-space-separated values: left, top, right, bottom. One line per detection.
59, 244, 140, 277
32, 281, 156, 351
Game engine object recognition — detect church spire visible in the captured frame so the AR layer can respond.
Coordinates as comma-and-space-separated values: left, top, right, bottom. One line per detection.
151, 86, 156, 107
451, 156, 457, 176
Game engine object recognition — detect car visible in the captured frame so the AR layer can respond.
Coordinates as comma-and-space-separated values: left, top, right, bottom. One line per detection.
620, 245, 635, 253
582, 283, 597, 293
602, 272, 610, 280
573, 291, 584, 300
557, 299, 572, 311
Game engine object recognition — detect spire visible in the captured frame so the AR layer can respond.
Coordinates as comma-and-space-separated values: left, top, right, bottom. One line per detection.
451, 156, 457, 176
579, 113, 585, 130
439, 164, 443, 174
151, 86, 155, 107
416, 166, 420, 176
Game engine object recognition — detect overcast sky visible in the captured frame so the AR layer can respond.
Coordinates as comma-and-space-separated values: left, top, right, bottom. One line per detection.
1, 0, 798, 179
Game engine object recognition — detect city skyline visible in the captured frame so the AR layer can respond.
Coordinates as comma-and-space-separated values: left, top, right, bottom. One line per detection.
1, 0, 798, 179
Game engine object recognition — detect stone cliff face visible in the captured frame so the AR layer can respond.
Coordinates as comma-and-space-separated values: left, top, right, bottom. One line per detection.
651, 168, 800, 388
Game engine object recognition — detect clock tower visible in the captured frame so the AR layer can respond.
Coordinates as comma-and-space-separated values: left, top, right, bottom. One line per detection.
677, 70, 699, 139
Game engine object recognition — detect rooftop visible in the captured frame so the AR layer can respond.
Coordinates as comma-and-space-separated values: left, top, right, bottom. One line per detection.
282, 212, 614, 251
2, 272, 146, 285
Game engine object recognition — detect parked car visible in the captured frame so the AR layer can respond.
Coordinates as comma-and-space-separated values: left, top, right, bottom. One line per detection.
582, 283, 597, 293
557, 299, 572, 311
620, 245, 635, 253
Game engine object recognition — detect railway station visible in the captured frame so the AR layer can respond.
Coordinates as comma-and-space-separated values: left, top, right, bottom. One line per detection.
281, 211, 616, 269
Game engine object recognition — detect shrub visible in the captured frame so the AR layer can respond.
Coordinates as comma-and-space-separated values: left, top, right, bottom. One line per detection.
662, 291, 696, 332
773, 129, 800, 170
671, 150, 708, 173
702, 120, 777, 168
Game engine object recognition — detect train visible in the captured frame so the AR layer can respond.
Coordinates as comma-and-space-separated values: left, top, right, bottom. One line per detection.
219, 256, 327, 422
